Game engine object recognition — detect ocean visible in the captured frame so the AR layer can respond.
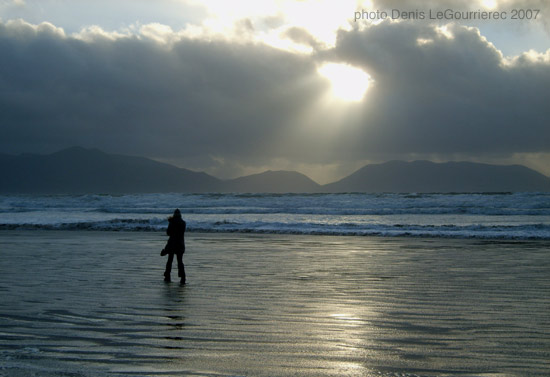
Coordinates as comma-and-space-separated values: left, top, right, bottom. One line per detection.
1, 192, 549, 239
1, 193, 550, 376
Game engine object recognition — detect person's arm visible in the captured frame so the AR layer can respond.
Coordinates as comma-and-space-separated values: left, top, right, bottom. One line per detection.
167, 221, 172, 236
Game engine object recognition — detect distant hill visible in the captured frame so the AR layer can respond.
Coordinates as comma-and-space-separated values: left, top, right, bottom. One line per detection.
0, 147, 221, 194
1, 148, 549, 193
223, 170, 321, 193
323, 160, 550, 193
0, 147, 321, 194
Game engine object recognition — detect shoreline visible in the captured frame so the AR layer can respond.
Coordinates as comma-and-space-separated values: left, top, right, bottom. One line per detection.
2, 227, 550, 242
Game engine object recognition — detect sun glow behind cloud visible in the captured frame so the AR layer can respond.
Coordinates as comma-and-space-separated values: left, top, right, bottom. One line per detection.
318, 63, 371, 102
481, 0, 497, 9
184, 0, 357, 49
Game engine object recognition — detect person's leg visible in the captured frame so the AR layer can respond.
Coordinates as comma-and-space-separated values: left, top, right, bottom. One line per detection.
176, 252, 185, 284
164, 253, 174, 281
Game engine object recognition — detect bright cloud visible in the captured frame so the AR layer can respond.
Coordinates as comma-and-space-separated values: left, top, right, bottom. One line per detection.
183, 0, 357, 48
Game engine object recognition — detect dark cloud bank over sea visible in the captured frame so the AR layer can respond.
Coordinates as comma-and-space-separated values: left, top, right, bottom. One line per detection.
1, 17, 549, 180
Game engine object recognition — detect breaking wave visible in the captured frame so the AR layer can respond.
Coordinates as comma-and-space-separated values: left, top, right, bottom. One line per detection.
1, 192, 549, 239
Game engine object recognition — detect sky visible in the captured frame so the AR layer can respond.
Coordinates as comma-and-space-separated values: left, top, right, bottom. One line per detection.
0, 0, 549, 183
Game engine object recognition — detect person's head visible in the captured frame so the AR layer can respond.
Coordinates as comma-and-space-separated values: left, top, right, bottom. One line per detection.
173, 209, 181, 218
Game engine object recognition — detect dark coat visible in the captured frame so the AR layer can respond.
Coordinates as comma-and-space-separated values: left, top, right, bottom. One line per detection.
165, 216, 186, 255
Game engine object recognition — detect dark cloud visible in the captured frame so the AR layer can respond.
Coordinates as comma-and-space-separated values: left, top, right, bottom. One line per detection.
0, 20, 325, 165
322, 21, 550, 160
281, 26, 322, 50
0, 18, 549, 179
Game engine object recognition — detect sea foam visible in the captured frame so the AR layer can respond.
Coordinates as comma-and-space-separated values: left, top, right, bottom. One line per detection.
1, 192, 549, 239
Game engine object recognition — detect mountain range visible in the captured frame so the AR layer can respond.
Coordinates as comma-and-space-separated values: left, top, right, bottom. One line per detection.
1, 147, 549, 193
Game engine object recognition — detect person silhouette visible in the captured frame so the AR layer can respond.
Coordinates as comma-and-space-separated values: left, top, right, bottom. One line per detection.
162, 209, 186, 284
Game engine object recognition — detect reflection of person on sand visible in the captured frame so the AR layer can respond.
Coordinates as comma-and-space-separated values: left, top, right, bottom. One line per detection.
161, 209, 186, 284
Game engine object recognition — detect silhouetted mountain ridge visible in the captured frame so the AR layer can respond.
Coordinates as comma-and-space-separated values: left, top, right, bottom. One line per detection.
1, 148, 549, 193
225, 170, 320, 193
323, 160, 550, 193
0, 147, 220, 194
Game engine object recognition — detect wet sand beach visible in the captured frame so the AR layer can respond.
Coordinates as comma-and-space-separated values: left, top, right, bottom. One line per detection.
1, 231, 549, 376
